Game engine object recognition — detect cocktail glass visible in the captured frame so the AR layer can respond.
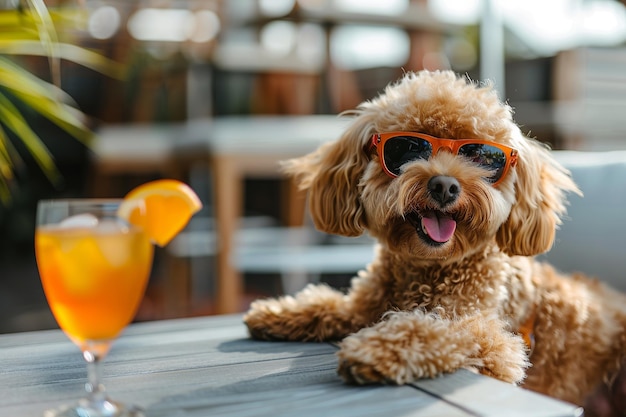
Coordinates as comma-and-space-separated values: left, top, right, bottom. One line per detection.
35, 199, 154, 417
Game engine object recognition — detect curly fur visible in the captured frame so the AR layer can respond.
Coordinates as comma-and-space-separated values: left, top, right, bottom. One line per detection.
244, 70, 626, 406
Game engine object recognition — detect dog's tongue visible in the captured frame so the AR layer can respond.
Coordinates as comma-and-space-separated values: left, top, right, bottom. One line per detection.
421, 211, 456, 243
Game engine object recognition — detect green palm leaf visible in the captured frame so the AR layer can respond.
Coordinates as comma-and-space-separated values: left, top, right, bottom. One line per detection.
0, 40, 125, 79
0, 56, 94, 144
0, 126, 16, 204
25, 0, 61, 86
0, 0, 124, 204
0, 92, 59, 183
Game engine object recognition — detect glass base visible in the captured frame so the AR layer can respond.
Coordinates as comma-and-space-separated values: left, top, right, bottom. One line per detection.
44, 397, 143, 417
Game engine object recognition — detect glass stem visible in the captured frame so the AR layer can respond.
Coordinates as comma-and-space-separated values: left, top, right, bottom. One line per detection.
84, 350, 107, 403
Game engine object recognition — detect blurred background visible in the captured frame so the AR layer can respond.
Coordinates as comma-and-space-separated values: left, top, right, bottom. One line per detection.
2, 0, 626, 333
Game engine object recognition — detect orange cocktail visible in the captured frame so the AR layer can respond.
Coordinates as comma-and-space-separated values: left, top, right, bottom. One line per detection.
35, 223, 153, 343
35, 184, 201, 417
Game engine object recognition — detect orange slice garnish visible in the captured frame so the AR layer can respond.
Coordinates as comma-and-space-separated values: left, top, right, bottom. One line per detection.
118, 179, 202, 247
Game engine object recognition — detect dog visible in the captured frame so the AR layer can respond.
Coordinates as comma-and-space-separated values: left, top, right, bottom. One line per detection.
243, 70, 626, 408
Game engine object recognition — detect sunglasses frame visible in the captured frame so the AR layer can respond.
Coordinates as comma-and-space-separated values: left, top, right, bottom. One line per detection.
368, 131, 518, 186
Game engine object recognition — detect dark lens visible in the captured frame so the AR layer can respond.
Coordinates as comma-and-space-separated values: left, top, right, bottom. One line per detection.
384, 136, 432, 176
458, 144, 507, 183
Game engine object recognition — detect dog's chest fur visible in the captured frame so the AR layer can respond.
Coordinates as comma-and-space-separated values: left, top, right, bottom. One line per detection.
373, 243, 534, 326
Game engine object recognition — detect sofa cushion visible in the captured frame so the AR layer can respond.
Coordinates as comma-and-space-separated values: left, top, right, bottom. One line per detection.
541, 151, 626, 292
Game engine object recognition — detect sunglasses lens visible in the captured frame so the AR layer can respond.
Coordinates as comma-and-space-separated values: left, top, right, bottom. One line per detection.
384, 136, 432, 176
458, 144, 507, 183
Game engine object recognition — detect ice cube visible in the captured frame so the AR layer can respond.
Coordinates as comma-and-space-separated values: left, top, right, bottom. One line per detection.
59, 213, 99, 228
95, 220, 131, 267
58, 214, 100, 253
96, 219, 129, 234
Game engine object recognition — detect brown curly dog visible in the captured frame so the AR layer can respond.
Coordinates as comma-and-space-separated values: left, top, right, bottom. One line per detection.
243, 70, 626, 409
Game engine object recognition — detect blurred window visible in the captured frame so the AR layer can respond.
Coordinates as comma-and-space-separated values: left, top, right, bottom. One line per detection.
333, 0, 408, 15
330, 26, 410, 70
430, 0, 626, 56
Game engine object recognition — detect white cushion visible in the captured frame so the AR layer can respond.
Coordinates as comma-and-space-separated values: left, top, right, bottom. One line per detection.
541, 151, 626, 291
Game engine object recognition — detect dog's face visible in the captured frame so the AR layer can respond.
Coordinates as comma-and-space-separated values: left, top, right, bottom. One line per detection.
285, 71, 579, 265
360, 143, 515, 262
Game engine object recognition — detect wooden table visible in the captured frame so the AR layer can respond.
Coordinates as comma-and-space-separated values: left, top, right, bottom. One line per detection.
0, 314, 581, 417
178, 115, 353, 313
90, 116, 352, 314
90, 124, 183, 197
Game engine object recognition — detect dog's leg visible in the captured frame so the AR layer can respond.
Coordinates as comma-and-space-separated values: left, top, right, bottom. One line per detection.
337, 310, 529, 385
244, 283, 380, 342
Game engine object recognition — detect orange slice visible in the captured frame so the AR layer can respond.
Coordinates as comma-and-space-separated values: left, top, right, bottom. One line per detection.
118, 179, 202, 247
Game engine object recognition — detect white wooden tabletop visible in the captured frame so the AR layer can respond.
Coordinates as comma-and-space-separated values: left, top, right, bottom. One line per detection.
0, 314, 582, 417
180, 115, 351, 155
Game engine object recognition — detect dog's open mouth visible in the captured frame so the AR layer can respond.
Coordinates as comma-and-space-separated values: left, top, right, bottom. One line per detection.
407, 210, 457, 245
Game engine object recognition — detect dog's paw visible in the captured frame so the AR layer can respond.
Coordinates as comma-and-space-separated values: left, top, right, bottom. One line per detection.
338, 356, 397, 385
336, 311, 483, 385
466, 314, 529, 384
243, 297, 294, 340
244, 284, 357, 342
336, 326, 421, 385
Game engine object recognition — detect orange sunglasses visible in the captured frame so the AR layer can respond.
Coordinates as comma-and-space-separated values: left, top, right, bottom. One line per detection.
368, 132, 518, 186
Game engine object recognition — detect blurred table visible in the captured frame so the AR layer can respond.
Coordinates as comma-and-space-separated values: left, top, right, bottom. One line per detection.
0, 314, 582, 417
179, 115, 352, 313
91, 124, 183, 197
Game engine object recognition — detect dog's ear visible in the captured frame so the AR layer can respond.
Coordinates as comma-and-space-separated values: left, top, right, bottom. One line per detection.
496, 137, 581, 256
282, 117, 371, 236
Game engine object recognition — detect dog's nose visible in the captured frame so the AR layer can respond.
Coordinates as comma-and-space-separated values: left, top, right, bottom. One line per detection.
428, 176, 460, 205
